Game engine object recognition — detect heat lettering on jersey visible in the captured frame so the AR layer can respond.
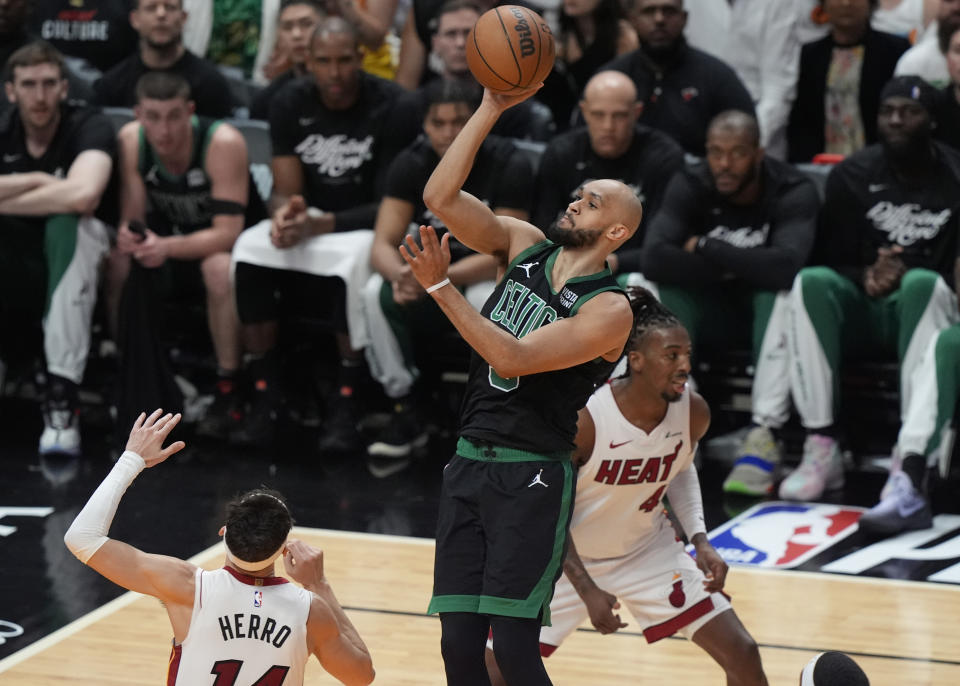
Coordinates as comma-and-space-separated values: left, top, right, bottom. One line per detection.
593, 441, 682, 485
217, 613, 291, 647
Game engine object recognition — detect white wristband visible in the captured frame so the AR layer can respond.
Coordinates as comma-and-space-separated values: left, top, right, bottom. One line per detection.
426, 277, 451, 294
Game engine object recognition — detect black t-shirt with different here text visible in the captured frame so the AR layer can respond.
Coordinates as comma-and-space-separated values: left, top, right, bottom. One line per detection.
269, 73, 416, 231
27, 0, 138, 74
818, 142, 960, 287
384, 134, 533, 261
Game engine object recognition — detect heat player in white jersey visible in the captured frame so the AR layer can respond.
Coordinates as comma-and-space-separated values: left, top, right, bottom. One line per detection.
487, 290, 769, 685
64, 410, 374, 686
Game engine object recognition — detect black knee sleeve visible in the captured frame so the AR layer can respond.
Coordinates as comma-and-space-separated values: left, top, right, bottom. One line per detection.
439, 612, 492, 686
489, 615, 553, 686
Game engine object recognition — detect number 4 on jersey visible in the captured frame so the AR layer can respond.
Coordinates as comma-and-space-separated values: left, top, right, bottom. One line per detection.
638, 485, 666, 513
212, 660, 290, 686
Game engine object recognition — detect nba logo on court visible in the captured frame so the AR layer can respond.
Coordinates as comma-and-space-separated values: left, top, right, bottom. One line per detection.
253, 590, 263, 608
690, 502, 865, 569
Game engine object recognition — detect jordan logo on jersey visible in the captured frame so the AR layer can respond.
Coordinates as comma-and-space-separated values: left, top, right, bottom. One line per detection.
517, 262, 539, 278
254, 590, 263, 608
594, 441, 682, 485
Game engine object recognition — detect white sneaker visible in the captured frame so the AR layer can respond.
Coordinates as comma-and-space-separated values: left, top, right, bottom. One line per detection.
39, 406, 81, 456
778, 434, 844, 501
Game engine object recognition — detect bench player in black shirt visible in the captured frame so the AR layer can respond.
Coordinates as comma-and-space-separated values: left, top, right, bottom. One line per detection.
0, 41, 115, 459
787, 76, 960, 503
641, 110, 820, 498
399, 86, 641, 685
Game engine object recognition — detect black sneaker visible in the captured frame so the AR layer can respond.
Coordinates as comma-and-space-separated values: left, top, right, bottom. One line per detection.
317, 395, 363, 454
196, 379, 243, 439
367, 402, 428, 458
231, 388, 277, 447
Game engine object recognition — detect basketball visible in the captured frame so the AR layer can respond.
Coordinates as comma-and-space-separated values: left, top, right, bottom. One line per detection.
466, 5, 555, 94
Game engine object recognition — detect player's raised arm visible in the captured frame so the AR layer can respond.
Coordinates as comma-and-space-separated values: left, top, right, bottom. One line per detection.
64, 410, 194, 605
422, 88, 545, 264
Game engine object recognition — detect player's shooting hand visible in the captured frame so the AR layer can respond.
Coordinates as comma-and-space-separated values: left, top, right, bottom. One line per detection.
133, 229, 169, 268
582, 587, 628, 634
693, 537, 728, 593
283, 539, 327, 590
482, 83, 543, 113
124, 409, 186, 467
399, 225, 452, 292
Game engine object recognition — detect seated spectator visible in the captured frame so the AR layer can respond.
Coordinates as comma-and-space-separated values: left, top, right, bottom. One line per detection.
859, 322, 959, 536
395, 0, 552, 141
230, 18, 417, 451
934, 14, 960, 147
787, 0, 910, 162
536, 0, 638, 132
104, 72, 266, 439
93, 0, 235, 118
0, 41, 114, 457
250, 0, 323, 120
605, 0, 755, 157
786, 76, 960, 501
682, 0, 800, 159
640, 111, 820, 497
364, 79, 533, 476
0, 0, 93, 106
26, 0, 139, 75
532, 70, 684, 276
895, 0, 960, 88
394, 0, 497, 90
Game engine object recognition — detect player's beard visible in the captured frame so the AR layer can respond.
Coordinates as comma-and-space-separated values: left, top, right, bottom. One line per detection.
545, 216, 603, 248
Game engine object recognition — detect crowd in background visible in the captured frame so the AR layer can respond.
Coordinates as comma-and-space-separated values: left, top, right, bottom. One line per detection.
2, 0, 959, 538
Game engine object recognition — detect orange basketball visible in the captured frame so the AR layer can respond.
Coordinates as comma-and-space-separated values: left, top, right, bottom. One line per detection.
466, 5, 555, 94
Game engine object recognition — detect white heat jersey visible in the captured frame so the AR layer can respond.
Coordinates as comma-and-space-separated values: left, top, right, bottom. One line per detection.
572, 383, 694, 560
169, 567, 312, 686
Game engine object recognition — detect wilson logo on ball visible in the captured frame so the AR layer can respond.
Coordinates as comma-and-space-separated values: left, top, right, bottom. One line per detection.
466, 5, 555, 94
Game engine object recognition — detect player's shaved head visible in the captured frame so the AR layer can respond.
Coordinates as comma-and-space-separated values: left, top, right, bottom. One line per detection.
707, 110, 760, 148
582, 70, 638, 105
597, 179, 643, 235
311, 15, 360, 50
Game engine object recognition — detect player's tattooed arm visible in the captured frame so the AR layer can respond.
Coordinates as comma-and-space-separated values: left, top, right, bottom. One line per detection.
564, 538, 627, 634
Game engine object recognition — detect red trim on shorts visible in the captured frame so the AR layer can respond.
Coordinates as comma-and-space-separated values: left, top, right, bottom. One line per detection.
540, 642, 558, 657
222, 566, 289, 586
166, 642, 182, 685
642, 596, 715, 644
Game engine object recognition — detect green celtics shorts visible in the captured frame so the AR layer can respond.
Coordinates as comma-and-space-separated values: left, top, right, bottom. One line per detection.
427, 438, 574, 626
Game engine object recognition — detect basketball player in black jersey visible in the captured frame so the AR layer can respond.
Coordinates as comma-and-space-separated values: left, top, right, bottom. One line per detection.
399, 85, 643, 686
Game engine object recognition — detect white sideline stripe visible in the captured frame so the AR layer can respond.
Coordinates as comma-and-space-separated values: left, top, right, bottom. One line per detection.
0, 528, 937, 673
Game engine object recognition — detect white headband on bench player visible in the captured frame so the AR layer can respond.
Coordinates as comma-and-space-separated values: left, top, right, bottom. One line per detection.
223, 527, 287, 572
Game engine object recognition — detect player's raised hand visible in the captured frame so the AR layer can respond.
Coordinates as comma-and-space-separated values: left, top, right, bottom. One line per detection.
124, 409, 186, 467
693, 538, 729, 593
399, 225, 452, 291
481, 83, 543, 112
582, 587, 628, 634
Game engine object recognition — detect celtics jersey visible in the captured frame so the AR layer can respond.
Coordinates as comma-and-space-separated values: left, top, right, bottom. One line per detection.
458, 240, 627, 454
138, 115, 220, 236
